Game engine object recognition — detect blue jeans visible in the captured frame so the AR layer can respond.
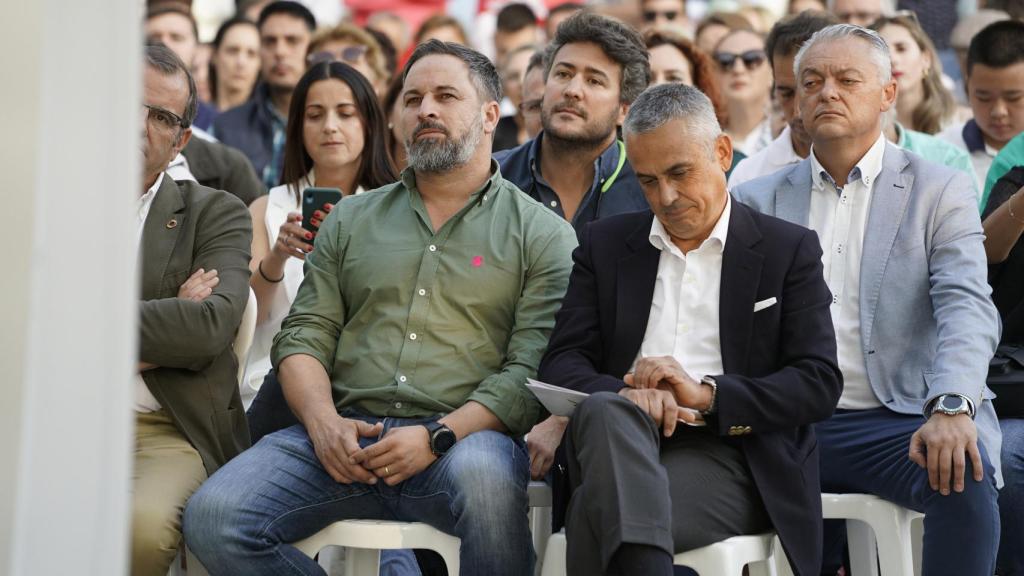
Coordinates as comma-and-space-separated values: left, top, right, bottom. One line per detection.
817, 408, 1000, 576
183, 416, 534, 576
999, 418, 1024, 575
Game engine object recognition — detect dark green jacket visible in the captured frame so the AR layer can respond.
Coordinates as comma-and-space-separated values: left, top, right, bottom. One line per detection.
182, 136, 266, 206
139, 176, 252, 474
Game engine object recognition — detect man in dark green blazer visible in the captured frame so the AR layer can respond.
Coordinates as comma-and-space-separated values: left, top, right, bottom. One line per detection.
133, 44, 252, 576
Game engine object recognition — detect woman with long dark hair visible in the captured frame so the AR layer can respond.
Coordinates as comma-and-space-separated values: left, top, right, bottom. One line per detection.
243, 61, 397, 413
208, 17, 261, 112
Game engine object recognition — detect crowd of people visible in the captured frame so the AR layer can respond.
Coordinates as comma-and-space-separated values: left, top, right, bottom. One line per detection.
134, 0, 1024, 575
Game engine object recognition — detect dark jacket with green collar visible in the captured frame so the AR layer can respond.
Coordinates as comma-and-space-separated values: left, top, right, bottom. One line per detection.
139, 175, 252, 474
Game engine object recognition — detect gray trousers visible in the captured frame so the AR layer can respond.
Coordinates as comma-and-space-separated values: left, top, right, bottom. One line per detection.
564, 392, 771, 576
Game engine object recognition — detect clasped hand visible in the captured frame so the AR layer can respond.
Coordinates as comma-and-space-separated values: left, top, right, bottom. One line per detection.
621, 356, 712, 435
308, 414, 437, 486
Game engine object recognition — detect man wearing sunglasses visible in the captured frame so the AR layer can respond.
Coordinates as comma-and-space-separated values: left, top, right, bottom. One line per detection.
133, 43, 252, 576
734, 25, 1001, 575
641, 0, 690, 34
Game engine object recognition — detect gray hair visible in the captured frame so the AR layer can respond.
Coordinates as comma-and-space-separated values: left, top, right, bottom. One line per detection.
623, 84, 722, 158
144, 43, 198, 129
794, 24, 891, 84
825, 0, 896, 13
403, 39, 503, 104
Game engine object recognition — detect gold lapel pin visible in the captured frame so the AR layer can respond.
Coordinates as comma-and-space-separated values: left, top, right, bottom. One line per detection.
166, 218, 178, 229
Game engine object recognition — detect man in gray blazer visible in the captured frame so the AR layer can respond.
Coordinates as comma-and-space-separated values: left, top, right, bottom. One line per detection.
733, 24, 1002, 574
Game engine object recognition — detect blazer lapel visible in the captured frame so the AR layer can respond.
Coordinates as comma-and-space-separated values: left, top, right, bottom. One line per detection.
611, 213, 661, 376
859, 144, 913, 347
140, 175, 187, 300
720, 201, 764, 375
776, 160, 813, 226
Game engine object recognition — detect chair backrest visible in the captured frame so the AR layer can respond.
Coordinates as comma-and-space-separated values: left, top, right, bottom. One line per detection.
233, 288, 257, 385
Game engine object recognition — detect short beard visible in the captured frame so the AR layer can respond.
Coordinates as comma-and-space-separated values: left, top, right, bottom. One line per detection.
405, 114, 483, 173
541, 104, 619, 153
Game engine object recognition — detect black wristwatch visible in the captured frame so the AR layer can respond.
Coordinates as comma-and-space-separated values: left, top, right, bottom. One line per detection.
424, 422, 457, 457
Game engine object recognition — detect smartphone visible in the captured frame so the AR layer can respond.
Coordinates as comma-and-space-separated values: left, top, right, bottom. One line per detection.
301, 187, 343, 236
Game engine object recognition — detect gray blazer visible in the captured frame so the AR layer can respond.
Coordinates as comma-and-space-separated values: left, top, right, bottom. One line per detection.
733, 142, 1003, 483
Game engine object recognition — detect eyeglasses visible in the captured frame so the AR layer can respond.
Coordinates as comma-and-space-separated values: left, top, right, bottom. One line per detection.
643, 10, 680, 22
713, 50, 767, 72
143, 103, 186, 132
307, 45, 369, 66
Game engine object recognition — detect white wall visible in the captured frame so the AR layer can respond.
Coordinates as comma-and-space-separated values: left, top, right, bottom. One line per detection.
0, 0, 140, 574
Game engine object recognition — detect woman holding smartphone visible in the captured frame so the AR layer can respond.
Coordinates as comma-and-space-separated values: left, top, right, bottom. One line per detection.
244, 61, 396, 422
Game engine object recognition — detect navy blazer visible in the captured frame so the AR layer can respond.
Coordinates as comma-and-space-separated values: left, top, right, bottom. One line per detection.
537, 199, 842, 576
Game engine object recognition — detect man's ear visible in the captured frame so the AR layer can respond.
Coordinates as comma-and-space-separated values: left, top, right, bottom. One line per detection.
881, 78, 898, 112
482, 100, 501, 135
173, 127, 193, 155
715, 133, 734, 173
617, 102, 629, 127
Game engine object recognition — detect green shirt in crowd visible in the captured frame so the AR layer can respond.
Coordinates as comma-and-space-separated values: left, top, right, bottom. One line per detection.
896, 123, 980, 206
272, 161, 577, 436
984, 132, 1024, 210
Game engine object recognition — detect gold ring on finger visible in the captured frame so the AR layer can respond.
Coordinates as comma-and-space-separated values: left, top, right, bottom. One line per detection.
384, 465, 391, 476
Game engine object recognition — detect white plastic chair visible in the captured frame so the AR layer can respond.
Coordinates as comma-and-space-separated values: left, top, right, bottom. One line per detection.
233, 287, 257, 385
294, 519, 461, 576
821, 493, 923, 576
541, 531, 778, 576
289, 480, 554, 576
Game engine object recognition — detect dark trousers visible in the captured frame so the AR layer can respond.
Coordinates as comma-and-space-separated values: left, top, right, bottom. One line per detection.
245, 370, 300, 445
816, 408, 1000, 576
564, 392, 771, 576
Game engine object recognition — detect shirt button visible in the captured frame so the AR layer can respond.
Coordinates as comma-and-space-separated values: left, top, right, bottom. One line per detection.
833, 295, 839, 304
428, 245, 437, 252
394, 401, 403, 409
409, 333, 417, 340
399, 375, 407, 383
549, 200, 557, 207
418, 289, 427, 296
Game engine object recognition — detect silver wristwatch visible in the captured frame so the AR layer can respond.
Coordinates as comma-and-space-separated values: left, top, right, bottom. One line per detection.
700, 375, 718, 415
929, 394, 975, 419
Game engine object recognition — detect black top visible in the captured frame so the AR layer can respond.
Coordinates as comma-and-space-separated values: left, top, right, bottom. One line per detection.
984, 166, 1024, 344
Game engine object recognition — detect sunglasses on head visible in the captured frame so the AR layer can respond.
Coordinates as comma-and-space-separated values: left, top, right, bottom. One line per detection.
307, 45, 369, 66
643, 10, 679, 22
713, 50, 767, 72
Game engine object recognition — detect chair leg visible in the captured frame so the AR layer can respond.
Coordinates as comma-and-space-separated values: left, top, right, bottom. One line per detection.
345, 548, 381, 576
847, 520, 880, 576
530, 505, 552, 576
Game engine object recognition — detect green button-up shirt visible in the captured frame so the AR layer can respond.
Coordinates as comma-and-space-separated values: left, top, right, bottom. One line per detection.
272, 162, 577, 435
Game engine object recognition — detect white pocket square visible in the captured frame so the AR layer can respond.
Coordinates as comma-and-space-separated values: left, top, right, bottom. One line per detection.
753, 297, 777, 312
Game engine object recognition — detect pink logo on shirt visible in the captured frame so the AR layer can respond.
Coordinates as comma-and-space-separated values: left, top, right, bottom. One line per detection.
472, 256, 484, 268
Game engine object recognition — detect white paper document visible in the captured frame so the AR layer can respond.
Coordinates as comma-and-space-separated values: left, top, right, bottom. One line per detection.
525, 378, 590, 417
525, 378, 705, 426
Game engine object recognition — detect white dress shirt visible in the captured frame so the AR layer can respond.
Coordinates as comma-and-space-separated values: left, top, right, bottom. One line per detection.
135, 173, 164, 413
938, 120, 996, 192
734, 117, 775, 158
728, 125, 805, 188
631, 196, 732, 382
808, 134, 887, 409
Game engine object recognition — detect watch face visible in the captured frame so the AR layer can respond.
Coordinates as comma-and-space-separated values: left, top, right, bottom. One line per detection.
433, 428, 457, 454
940, 395, 965, 412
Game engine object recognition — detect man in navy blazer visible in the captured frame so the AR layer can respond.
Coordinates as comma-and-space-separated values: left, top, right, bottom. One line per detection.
733, 25, 1002, 574
538, 84, 842, 576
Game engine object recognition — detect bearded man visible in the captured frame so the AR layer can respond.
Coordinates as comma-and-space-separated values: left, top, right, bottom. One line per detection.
183, 40, 577, 576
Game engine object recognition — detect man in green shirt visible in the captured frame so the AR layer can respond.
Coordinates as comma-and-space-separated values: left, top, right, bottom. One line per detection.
184, 40, 577, 576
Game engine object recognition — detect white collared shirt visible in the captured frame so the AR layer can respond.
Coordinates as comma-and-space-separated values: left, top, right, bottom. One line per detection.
735, 117, 775, 157
808, 134, 887, 409
631, 196, 732, 381
728, 125, 805, 188
135, 173, 164, 413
